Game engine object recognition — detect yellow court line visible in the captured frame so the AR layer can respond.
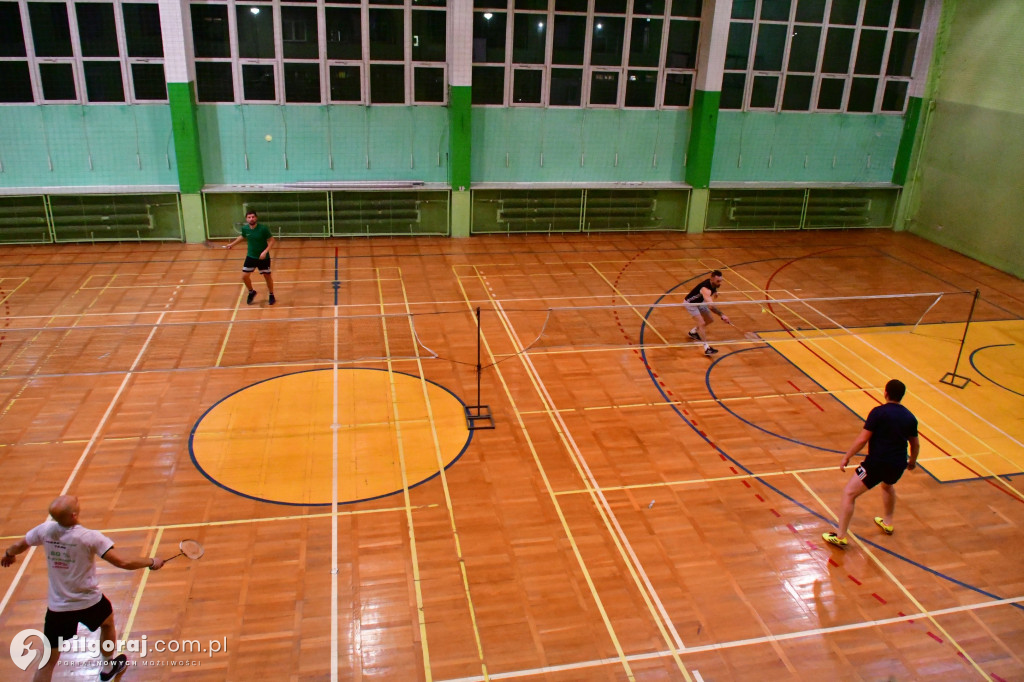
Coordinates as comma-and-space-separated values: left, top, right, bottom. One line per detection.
377, 269, 433, 682
793, 472, 994, 680
331, 300, 340, 682
120, 527, 163, 644
79, 275, 404, 291
589, 262, 675, 346
214, 286, 249, 367
0, 277, 30, 307
462, 265, 642, 681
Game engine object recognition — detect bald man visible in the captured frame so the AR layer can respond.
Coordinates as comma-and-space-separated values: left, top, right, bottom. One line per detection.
3, 496, 165, 681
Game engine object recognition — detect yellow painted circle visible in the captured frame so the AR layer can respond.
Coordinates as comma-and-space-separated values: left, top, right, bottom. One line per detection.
190, 369, 470, 505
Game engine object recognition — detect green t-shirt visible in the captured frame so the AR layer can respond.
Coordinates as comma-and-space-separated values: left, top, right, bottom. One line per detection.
241, 223, 272, 259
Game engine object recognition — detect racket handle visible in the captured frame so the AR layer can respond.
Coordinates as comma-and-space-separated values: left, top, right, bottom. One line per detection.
162, 551, 185, 563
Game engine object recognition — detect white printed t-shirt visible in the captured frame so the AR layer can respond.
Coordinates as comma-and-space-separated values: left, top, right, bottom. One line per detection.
25, 521, 114, 612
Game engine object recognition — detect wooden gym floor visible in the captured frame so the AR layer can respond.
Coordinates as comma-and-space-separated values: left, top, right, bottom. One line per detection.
0, 230, 1022, 681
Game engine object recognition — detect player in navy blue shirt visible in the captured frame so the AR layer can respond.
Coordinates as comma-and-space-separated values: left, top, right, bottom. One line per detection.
824, 379, 920, 548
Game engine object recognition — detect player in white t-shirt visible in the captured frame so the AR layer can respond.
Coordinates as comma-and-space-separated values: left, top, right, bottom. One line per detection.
3, 495, 165, 681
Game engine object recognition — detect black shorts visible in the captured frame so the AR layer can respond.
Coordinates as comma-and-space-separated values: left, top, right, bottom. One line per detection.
855, 457, 906, 489
242, 256, 271, 274
44, 595, 113, 649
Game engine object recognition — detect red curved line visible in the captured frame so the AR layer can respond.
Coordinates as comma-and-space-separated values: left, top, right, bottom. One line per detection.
763, 250, 1021, 500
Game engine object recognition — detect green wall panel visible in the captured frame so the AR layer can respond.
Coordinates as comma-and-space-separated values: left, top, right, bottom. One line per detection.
197, 105, 449, 185
712, 112, 904, 184
168, 82, 204, 193
686, 89, 720, 189
0, 105, 177, 189
450, 86, 471, 190
471, 108, 689, 184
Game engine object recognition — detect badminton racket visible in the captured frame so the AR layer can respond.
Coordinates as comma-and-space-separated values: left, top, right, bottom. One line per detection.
162, 539, 205, 563
726, 319, 760, 341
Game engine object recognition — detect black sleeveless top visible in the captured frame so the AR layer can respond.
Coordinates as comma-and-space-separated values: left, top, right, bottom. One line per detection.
685, 279, 718, 304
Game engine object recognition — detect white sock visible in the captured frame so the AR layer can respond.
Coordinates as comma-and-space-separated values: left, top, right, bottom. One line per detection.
703, 343, 710, 350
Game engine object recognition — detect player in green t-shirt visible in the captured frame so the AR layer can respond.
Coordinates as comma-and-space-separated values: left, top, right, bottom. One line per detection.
225, 211, 277, 305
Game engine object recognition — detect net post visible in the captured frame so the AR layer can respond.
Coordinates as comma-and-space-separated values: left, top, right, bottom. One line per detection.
465, 306, 495, 430
939, 288, 979, 389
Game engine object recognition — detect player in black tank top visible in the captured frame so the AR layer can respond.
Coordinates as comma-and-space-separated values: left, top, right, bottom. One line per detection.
823, 379, 921, 549
684, 270, 730, 356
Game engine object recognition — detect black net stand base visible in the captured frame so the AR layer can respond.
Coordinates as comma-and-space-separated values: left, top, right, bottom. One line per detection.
939, 372, 971, 389
465, 405, 495, 430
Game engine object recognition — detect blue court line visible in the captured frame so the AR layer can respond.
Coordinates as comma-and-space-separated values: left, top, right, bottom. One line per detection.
969, 344, 1024, 399
333, 247, 340, 306
638, 286, 1022, 611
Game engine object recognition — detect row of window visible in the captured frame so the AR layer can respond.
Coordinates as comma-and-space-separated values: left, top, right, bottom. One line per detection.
0, 0, 927, 111
0, 1, 166, 103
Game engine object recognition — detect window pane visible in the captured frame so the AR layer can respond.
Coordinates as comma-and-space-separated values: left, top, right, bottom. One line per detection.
594, 0, 626, 13
0, 2, 27, 57
552, 14, 585, 65
887, 31, 916, 76
285, 62, 320, 102
516, 0, 546, 9
29, 3, 73, 57
633, 0, 663, 15
628, 18, 662, 67
753, 22, 786, 71
76, 4, 119, 57
131, 62, 166, 99
760, 0, 790, 21
881, 79, 907, 111
624, 70, 656, 107
829, 0, 859, 25
414, 66, 444, 102
817, 77, 843, 108
369, 9, 404, 61
821, 26, 853, 73
670, 0, 701, 18
475, 0, 507, 7
329, 64, 360, 101
787, 25, 820, 71
750, 74, 778, 107
662, 71, 692, 106
555, 0, 586, 11
590, 16, 625, 66
191, 5, 230, 58
123, 4, 163, 58
512, 68, 541, 103
472, 65, 504, 103
237, 5, 275, 59
40, 62, 76, 99
854, 29, 886, 75
720, 72, 745, 109
666, 19, 699, 68
781, 74, 811, 110
862, 0, 892, 26
370, 63, 404, 103
550, 67, 582, 105
195, 61, 234, 101
795, 0, 824, 22
589, 70, 618, 105
242, 63, 275, 100
83, 61, 124, 101
895, 0, 923, 29
473, 12, 506, 63
513, 14, 547, 63
0, 61, 33, 101
732, 0, 754, 19
847, 76, 876, 111
282, 7, 317, 59
326, 8, 361, 60
413, 10, 446, 62
724, 22, 751, 69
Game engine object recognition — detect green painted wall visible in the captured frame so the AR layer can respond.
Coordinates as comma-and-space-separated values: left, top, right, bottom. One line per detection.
712, 112, 904, 184
197, 105, 449, 185
472, 108, 690, 183
450, 86, 472, 190
0, 105, 177, 188
891, 96, 923, 186
168, 82, 204, 193
686, 89, 719, 189
908, 0, 1024, 278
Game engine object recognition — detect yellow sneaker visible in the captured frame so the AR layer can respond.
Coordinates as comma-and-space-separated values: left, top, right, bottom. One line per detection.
874, 517, 894, 535
822, 532, 848, 548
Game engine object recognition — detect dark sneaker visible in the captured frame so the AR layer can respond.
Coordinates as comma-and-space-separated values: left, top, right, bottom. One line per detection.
688, 330, 701, 341
99, 654, 128, 681
874, 517, 894, 535
268, 293, 276, 306
246, 290, 257, 305
822, 532, 848, 548
704, 346, 719, 356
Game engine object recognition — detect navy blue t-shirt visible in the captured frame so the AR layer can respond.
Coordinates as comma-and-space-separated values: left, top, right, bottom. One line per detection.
864, 402, 918, 465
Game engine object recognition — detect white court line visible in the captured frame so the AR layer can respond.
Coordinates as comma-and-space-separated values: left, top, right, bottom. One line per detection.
438, 596, 1024, 682
331, 304, 340, 682
692, 671, 705, 682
